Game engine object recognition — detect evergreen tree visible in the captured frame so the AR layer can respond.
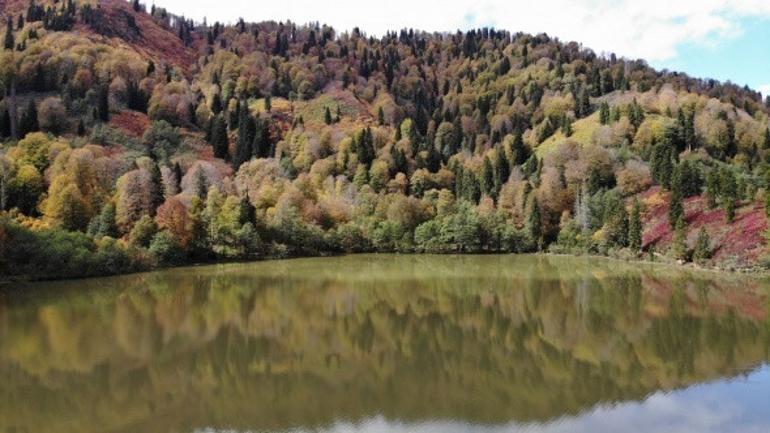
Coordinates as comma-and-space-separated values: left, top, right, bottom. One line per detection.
692, 227, 711, 264
577, 86, 590, 118
211, 93, 223, 114
668, 166, 684, 229
172, 162, 183, 193
210, 115, 229, 159
97, 85, 110, 122
510, 128, 528, 166
599, 101, 610, 124
671, 218, 688, 262
764, 128, 770, 151
233, 106, 256, 169
628, 199, 642, 252
264, 94, 272, 112
4, 17, 14, 50
253, 118, 271, 158
527, 195, 542, 251
194, 167, 208, 200
356, 127, 375, 167
378, 106, 385, 125
148, 162, 165, 215
324, 106, 332, 125
720, 168, 737, 223
19, 99, 38, 136
705, 168, 719, 209
94, 201, 118, 238
480, 157, 494, 197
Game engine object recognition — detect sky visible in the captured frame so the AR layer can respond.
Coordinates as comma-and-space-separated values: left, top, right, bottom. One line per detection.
152, 0, 770, 96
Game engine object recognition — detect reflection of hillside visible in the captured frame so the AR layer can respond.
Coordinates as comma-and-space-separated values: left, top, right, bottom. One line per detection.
1, 255, 769, 433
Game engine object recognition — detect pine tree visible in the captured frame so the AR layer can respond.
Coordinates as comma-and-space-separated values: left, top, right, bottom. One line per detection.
692, 227, 711, 264
210, 115, 229, 159
671, 218, 688, 262
628, 199, 642, 252
510, 128, 528, 166
172, 162, 183, 193
577, 85, 590, 118
764, 128, 770, 151
378, 106, 385, 125
97, 85, 110, 122
253, 118, 271, 158
19, 99, 38, 136
599, 101, 610, 124
148, 162, 165, 216
233, 106, 256, 169
194, 167, 208, 200
720, 168, 737, 223
94, 201, 118, 238
480, 157, 494, 197
324, 106, 332, 125
211, 93, 223, 114
4, 17, 14, 50
705, 168, 719, 209
527, 195, 542, 251
668, 166, 684, 230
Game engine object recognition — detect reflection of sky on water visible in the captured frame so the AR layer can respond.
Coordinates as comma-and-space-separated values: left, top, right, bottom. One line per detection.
197, 365, 769, 433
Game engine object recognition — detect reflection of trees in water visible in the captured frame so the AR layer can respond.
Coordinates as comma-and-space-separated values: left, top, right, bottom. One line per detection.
0, 255, 769, 433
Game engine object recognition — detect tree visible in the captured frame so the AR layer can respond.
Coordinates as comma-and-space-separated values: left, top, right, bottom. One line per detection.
0, 48, 19, 139
720, 168, 737, 223
628, 199, 642, 252
97, 85, 110, 122
155, 197, 191, 248
668, 167, 684, 230
527, 194, 542, 251
90, 201, 118, 239
38, 97, 67, 134
210, 115, 229, 159
4, 17, 13, 50
692, 227, 711, 264
480, 157, 494, 197
671, 218, 688, 262
599, 101, 610, 124
19, 99, 38, 137
705, 168, 719, 209
128, 215, 157, 247
233, 106, 256, 169
324, 106, 332, 125
194, 166, 208, 200
148, 162, 165, 215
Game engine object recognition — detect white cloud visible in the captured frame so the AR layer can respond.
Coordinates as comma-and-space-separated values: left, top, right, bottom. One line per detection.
758, 84, 770, 98
152, 0, 770, 62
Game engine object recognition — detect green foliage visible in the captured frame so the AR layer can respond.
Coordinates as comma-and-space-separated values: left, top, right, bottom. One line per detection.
693, 227, 711, 264
149, 230, 184, 264
628, 200, 642, 252
0, 217, 148, 279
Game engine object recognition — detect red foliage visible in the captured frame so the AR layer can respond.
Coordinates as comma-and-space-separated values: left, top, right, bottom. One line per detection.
110, 110, 150, 138
639, 187, 768, 267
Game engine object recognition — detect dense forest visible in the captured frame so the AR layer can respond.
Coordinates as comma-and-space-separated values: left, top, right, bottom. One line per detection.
2, 0, 770, 279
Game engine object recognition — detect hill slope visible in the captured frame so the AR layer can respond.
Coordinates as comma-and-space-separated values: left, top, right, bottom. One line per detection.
1, 0, 770, 279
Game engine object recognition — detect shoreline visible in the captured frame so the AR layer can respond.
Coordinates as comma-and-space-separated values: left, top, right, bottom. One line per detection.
3, 249, 769, 286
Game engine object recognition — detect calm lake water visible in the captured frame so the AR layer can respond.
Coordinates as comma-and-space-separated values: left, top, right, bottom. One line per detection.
1, 254, 769, 433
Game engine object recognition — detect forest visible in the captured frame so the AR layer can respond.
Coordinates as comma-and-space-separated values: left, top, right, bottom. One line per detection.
2, 0, 770, 279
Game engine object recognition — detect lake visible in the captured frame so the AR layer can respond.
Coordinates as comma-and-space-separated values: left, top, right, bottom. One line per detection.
1, 254, 769, 433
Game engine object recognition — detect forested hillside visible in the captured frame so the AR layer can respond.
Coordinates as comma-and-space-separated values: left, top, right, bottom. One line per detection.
2, 0, 770, 279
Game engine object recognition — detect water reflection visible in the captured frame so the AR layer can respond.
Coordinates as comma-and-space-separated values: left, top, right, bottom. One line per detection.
1, 255, 769, 433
